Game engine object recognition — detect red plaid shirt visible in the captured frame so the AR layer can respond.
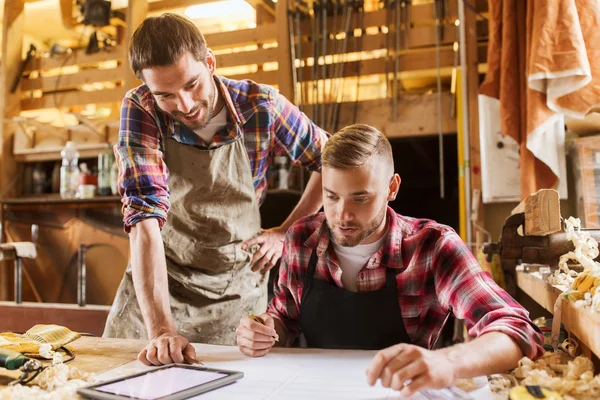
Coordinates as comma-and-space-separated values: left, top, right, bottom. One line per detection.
268, 207, 544, 359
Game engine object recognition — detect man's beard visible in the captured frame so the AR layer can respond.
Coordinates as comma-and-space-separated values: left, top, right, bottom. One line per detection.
328, 204, 387, 247
170, 82, 216, 130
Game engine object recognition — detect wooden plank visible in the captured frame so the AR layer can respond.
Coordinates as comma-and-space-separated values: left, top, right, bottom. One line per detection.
204, 24, 278, 50
20, 65, 127, 92
21, 87, 126, 111
216, 47, 280, 69
24, 46, 126, 74
516, 270, 600, 360
298, 24, 458, 60
300, 2, 461, 35
0, 0, 25, 301
125, 0, 148, 89
276, 0, 294, 100
0, 301, 111, 336
218, 69, 278, 86
335, 92, 455, 137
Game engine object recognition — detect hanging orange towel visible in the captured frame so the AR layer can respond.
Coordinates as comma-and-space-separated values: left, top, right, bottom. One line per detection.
479, 0, 600, 200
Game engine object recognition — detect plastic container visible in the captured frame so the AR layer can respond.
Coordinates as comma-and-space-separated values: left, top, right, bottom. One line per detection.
97, 143, 114, 196
60, 141, 80, 199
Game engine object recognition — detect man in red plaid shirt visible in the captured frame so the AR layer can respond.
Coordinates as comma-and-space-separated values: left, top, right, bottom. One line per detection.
236, 124, 544, 396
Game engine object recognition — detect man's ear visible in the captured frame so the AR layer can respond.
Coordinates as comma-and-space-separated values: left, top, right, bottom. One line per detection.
205, 48, 217, 74
388, 174, 401, 201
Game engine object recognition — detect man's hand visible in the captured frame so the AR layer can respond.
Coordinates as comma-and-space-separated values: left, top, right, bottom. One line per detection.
236, 313, 279, 357
365, 344, 455, 397
242, 227, 286, 273
138, 332, 197, 366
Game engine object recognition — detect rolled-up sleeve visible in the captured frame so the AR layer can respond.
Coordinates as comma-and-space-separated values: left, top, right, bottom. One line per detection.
270, 91, 329, 172
115, 95, 170, 232
433, 232, 545, 360
267, 231, 303, 346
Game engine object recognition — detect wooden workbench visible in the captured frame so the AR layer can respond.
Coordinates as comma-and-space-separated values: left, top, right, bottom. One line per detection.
516, 269, 600, 360
0, 336, 145, 387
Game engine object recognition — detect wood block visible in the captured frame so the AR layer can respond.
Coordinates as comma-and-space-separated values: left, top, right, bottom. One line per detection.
512, 189, 561, 236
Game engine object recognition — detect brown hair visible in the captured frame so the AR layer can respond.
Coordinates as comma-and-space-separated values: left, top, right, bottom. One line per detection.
129, 13, 208, 79
322, 124, 394, 175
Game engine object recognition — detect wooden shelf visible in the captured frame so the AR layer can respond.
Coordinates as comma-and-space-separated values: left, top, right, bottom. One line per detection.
1, 194, 121, 211
516, 269, 600, 359
14, 143, 110, 163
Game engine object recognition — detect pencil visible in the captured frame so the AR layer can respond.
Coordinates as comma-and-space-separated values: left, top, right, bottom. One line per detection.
184, 355, 204, 365
249, 314, 279, 342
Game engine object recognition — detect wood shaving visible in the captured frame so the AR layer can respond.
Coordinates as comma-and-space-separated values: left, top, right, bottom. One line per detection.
488, 374, 516, 400
551, 217, 600, 313
510, 351, 600, 399
38, 343, 54, 359
0, 355, 95, 400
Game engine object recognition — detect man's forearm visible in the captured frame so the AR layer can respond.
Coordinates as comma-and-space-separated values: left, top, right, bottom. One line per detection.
279, 172, 323, 231
441, 332, 524, 379
129, 218, 176, 338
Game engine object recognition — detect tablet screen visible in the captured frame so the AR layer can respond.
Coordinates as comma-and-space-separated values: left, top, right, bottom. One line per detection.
94, 366, 227, 400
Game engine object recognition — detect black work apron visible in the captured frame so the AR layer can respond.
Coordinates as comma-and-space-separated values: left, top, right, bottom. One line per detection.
299, 249, 411, 350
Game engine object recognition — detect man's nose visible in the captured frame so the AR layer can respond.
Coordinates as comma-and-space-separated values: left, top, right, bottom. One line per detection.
176, 93, 195, 114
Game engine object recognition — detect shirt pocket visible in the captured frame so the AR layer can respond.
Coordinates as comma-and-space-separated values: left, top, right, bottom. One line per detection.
399, 287, 425, 338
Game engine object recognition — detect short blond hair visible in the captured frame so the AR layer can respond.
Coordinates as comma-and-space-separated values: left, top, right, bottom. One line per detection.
322, 124, 394, 175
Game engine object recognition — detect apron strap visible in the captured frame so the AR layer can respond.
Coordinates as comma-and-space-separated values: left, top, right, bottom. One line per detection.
303, 248, 319, 292
385, 267, 398, 288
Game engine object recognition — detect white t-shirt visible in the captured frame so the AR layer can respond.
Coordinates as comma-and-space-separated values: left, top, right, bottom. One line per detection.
193, 105, 227, 145
332, 233, 387, 292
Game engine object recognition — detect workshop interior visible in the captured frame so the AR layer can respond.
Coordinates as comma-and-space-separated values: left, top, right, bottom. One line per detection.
0, 0, 600, 399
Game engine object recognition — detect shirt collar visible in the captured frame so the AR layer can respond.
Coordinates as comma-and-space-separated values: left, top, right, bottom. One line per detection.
215, 76, 246, 126
304, 206, 406, 270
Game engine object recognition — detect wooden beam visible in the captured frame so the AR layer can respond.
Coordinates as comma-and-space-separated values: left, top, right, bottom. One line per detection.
298, 24, 458, 61
216, 47, 280, 69
21, 87, 126, 111
205, 24, 278, 49
21, 65, 127, 92
296, 44, 487, 80
125, 0, 148, 90
464, 0, 483, 248
0, 301, 110, 336
275, 0, 294, 100
24, 46, 126, 74
0, 0, 26, 301
335, 92, 455, 138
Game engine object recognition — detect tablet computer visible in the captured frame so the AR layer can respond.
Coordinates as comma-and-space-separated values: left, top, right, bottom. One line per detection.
77, 364, 243, 400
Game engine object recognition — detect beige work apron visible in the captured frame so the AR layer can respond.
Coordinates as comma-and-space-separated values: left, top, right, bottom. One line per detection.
103, 130, 267, 345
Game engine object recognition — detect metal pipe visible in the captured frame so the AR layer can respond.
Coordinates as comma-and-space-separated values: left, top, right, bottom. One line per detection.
320, 0, 327, 126
331, 0, 354, 131
311, 1, 319, 120
458, 0, 472, 245
434, 0, 445, 199
326, 0, 344, 131
392, 0, 400, 121
288, 4, 299, 106
14, 258, 22, 304
295, 1, 305, 109
77, 244, 87, 307
352, 1, 364, 123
